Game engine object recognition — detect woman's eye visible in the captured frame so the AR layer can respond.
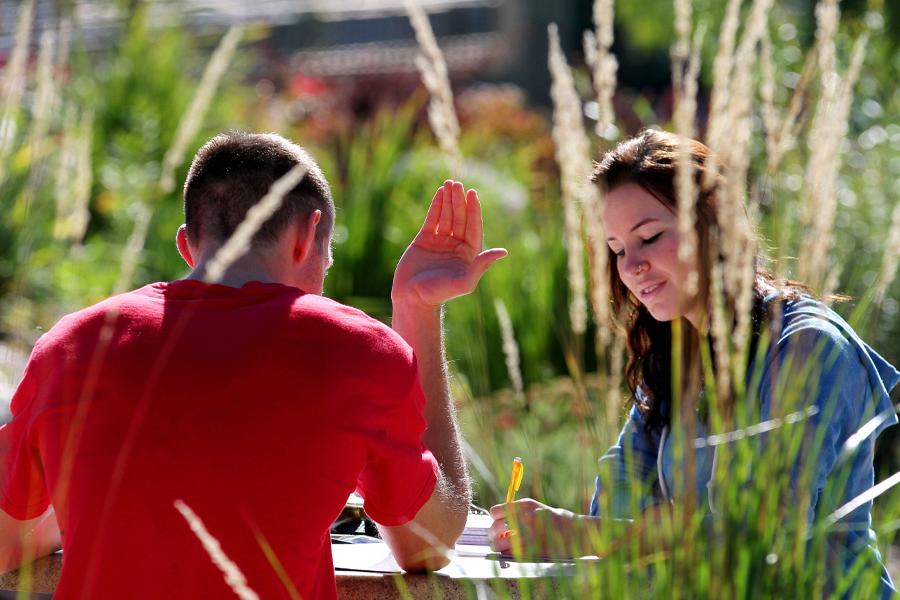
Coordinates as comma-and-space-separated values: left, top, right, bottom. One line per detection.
642, 232, 662, 245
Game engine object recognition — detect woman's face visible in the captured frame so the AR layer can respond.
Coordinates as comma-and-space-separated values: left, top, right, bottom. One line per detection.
604, 182, 701, 328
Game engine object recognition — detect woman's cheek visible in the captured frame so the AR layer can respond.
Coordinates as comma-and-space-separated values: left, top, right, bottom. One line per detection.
659, 234, 681, 256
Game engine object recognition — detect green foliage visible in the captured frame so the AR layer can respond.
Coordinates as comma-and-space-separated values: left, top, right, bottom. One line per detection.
0, 7, 246, 333
0, 2, 897, 597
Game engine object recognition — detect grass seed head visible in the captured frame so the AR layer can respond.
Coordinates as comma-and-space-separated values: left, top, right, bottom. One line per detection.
672, 25, 704, 297
0, 0, 36, 183
798, 27, 867, 290
159, 26, 244, 195
406, 0, 462, 164
494, 298, 525, 400
584, 0, 618, 135
174, 500, 259, 600
548, 23, 591, 335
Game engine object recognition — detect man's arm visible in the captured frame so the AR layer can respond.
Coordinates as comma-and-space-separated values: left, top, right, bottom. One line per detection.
0, 507, 61, 574
380, 180, 506, 571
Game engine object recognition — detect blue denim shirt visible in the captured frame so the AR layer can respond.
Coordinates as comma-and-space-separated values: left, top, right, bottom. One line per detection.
590, 297, 900, 596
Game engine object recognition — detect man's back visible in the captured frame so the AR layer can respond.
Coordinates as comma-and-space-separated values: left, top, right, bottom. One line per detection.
0, 280, 437, 599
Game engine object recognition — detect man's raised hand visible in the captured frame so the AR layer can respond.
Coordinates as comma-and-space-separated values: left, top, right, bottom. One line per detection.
392, 180, 507, 308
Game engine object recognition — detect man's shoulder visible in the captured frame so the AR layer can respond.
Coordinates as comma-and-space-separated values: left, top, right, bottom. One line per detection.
289, 294, 415, 362
33, 284, 161, 353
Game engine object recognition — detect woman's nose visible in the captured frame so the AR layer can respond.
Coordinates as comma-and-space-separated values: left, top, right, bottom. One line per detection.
623, 252, 648, 276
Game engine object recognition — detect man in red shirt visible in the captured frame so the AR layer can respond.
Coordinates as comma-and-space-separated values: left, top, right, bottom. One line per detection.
0, 132, 507, 598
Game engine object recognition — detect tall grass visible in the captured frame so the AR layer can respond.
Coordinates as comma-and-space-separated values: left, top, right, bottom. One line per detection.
428, 1, 898, 598
0, 0, 896, 597
174, 500, 260, 600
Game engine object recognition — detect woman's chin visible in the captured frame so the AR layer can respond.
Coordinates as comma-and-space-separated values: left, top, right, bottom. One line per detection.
645, 305, 680, 323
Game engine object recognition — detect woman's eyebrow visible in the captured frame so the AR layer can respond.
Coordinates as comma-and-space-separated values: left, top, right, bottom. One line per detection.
607, 218, 661, 241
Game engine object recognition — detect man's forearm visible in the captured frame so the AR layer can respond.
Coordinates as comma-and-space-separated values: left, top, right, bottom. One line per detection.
0, 508, 61, 574
392, 300, 471, 503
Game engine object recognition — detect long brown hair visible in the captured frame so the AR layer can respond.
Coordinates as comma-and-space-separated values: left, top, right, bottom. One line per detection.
591, 129, 808, 432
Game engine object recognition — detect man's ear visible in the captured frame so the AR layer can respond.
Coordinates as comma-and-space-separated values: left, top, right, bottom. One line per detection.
292, 210, 322, 262
176, 225, 196, 268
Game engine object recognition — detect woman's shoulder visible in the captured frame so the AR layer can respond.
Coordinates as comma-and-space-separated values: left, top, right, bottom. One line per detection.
762, 293, 899, 434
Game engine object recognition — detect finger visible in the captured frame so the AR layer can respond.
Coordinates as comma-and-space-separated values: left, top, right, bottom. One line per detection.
463, 188, 483, 249
489, 503, 510, 520
489, 517, 515, 550
437, 180, 453, 235
491, 532, 512, 553
419, 186, 443, 235
489, 518, 508, 538
467, 248, 509, 285
451, 181, 466, 239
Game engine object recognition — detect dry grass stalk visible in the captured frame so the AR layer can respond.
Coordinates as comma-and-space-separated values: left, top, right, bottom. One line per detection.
798, 25, 867, 290
703, 0, 742, 177
798, 0, 840, 243
759, 27, 779, 163
581, 1, 618, 342
874, 202, 900, 303
814, 0, 839, 77
494, 298, 525, 400
53, 108, 93, 243
765, 48, 818, 175
249, 526, 302, 600
56, 19, 72, 72
583, 0, 618, 136
585, 185, 611, 349
405, 0, 462, 164
606, 331, 625, 426
0, 0, 36, 183
115, 25, 243, 290
174, 500, 259, 600
671, 0, 692, 75
711, 0, 771, 370
204, 163, 310, 284
722, 0, 773, 175
672, 22, 704, 298
709, 259, 732, 405
53, 106, 78, 240
702, 0, 761, 366
159, 25, 244, 194
28, 30, 57, 163
70, 110, 94, 242
548, 23, 590, 335
21, 29, 58, 205
113, 204, 152, 295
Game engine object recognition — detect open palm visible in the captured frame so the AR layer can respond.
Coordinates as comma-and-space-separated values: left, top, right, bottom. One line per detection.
392, 180, 507, 308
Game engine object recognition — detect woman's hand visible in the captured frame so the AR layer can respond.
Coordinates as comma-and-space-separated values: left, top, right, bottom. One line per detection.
391, 180, 507, 310
488, 498, 590, 559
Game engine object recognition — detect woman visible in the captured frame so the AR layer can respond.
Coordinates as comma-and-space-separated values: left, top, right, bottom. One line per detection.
488, 130, 899, 596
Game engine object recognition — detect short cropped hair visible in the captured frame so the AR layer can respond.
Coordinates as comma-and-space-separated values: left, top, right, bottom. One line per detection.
183, 132, 335, 248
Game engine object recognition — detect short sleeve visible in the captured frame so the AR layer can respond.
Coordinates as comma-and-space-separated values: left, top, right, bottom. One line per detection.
0, 357, 51, 519
591, 402, 663, 519
355, 361, 438, 527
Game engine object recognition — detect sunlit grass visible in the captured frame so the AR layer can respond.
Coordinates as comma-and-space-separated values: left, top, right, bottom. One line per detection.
0, 0, 896, 597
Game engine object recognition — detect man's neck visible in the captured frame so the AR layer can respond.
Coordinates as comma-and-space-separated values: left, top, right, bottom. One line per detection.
184, 253, 278, 289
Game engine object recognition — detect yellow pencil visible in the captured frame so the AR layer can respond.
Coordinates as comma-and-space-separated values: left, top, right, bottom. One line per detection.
499, 457, 524, 540
505, 457, 524, 503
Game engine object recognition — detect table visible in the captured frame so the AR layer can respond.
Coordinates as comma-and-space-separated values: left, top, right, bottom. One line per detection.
0, 545, 573, 599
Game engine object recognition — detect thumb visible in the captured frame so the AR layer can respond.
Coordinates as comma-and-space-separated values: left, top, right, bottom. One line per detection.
470, 248, 508, 280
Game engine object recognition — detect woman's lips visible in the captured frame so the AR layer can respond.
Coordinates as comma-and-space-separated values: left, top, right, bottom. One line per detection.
639, 280, 666, 300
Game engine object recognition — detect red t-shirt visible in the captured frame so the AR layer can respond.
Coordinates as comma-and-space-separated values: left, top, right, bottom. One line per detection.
0, 280, 438, 599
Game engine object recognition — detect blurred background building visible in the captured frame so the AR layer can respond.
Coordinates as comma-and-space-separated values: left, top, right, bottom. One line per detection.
0, 0, 606, 105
